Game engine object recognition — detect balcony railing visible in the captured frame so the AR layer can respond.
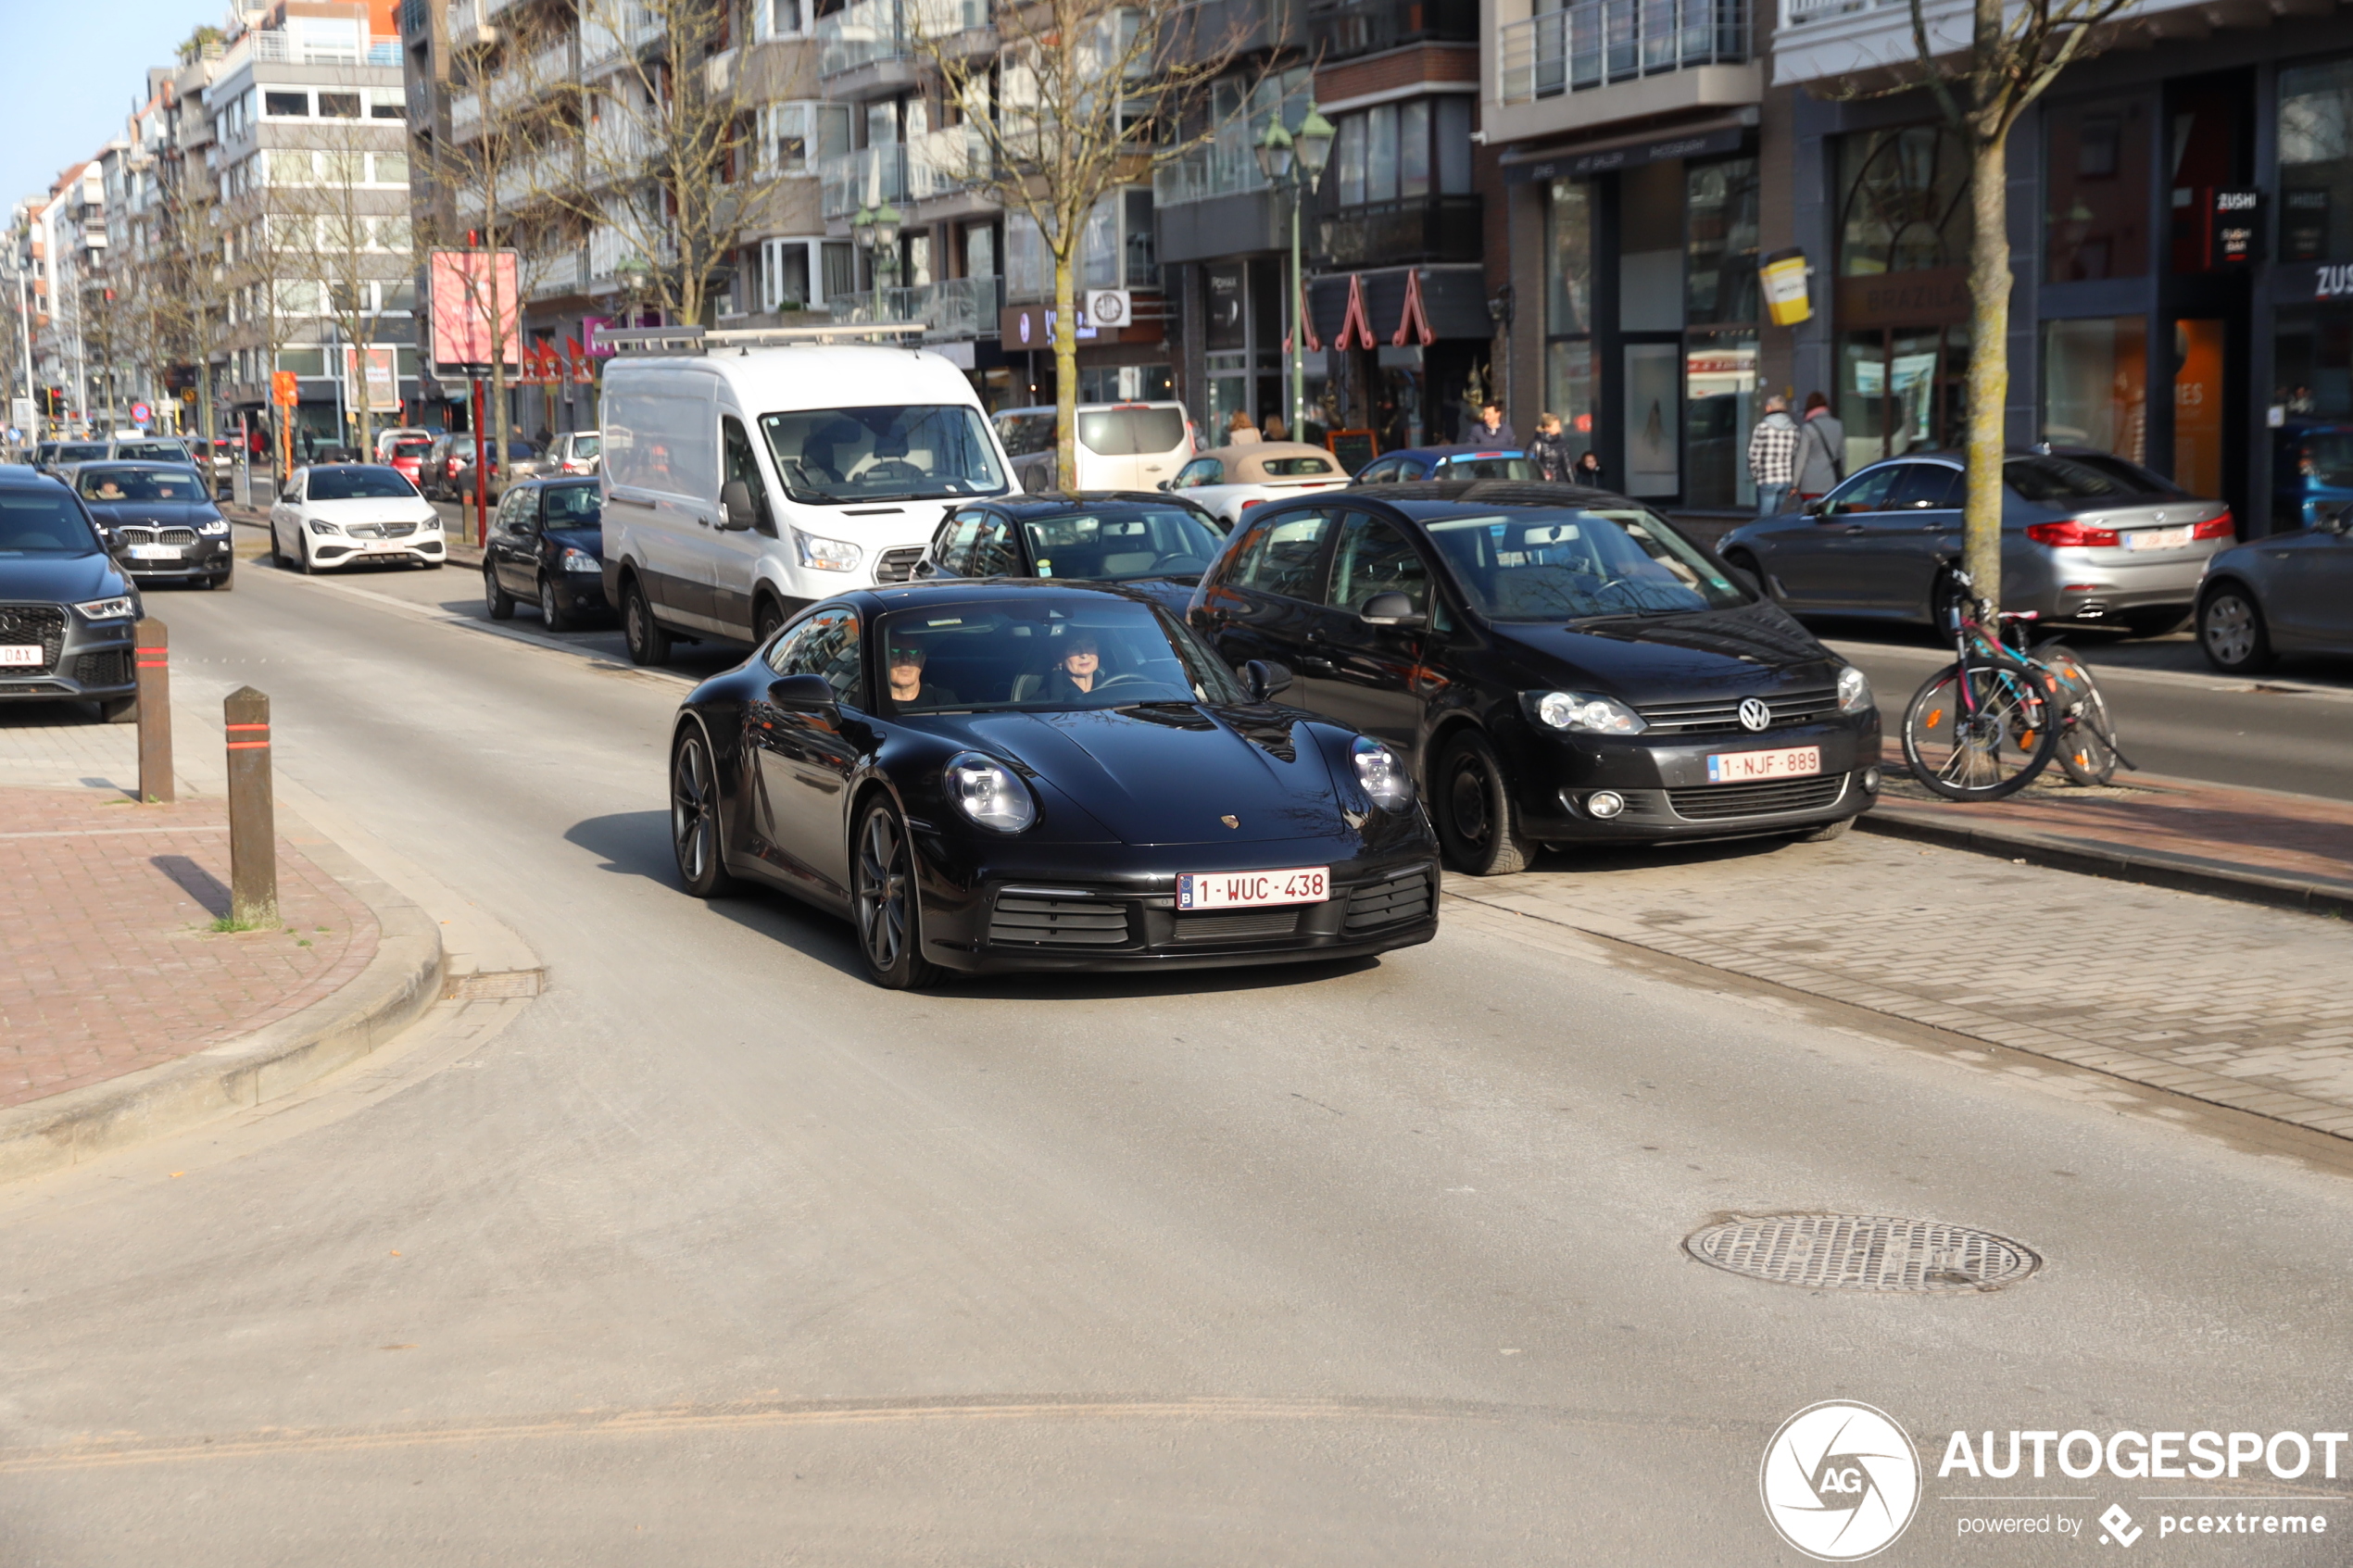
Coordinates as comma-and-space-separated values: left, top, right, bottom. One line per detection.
580, 2, 661, 69
1496, 0, 1748, 105
828, 275, 1002, 339
1306, 0, 1478, 60
907, 126, 988, 201
228, 28, 402, 70
527, 247, 585, 298
1154, 120, 1277, 208
1316, 194, 1483, 269
817, 0, 989, 78
450, 92, 483, 139
821, 144, 909, 219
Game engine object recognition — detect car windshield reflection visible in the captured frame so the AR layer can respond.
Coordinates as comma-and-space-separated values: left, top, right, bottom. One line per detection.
880, 598, 1245, 714
1423, 507, 1750, 623
308, 467, 420, 500
1018, 506, 1223, 582
760, 405, 1006, 505
0, 493, 102, 555
77, 467, 205, 502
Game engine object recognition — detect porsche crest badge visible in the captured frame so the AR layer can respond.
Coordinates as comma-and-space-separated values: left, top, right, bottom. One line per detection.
1220, 814, 1239, 829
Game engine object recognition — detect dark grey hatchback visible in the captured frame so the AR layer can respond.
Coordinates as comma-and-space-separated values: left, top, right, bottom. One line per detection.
0, 470, 142, 721
1188, 482, 1880, 873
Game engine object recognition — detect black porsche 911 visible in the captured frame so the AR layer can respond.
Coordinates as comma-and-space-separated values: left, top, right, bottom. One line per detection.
668, 581, 1441, 988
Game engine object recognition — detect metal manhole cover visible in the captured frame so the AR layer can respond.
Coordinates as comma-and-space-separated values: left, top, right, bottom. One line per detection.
1684, 1213, 2040, 1293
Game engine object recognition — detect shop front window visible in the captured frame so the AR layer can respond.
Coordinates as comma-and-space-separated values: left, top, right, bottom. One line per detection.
1545, 178, 1598, 465
1837, 126, 1971, 276
1686, 157, 1758, 325
2280, 59, 2353, 262
1546, 338, 1596, 466
2045, 96, 2149, 282
2042, 317, 2147, 460
1684, 330, 1756, 507
1840, 326, 1969, 468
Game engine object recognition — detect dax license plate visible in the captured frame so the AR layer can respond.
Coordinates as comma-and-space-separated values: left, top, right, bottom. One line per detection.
2124, 525, 2194, 551
0, 645, 43, 667
1176, 867, 1329, 910
1706, 746, 1821, 784
127, 544, 181, 559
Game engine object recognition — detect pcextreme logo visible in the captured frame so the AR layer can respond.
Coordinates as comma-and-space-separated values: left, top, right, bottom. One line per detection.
1761, 1401, 1923, 1561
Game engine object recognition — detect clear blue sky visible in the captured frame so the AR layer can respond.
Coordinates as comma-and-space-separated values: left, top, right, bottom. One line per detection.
0, 1, 225, 207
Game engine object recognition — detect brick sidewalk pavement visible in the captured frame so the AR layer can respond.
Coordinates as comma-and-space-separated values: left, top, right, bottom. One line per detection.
1446, 829, 2353, 1141
0, 786, 379, 1110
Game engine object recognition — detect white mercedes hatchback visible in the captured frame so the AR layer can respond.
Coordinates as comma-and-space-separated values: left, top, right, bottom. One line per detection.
269, 464, 447, 573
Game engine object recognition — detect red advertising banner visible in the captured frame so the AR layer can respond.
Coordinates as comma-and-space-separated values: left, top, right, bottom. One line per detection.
427, 249, 521, 373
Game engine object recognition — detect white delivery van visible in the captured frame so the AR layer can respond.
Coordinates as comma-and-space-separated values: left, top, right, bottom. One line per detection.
599, 324, 1014, 664
994, 402, 1194, 495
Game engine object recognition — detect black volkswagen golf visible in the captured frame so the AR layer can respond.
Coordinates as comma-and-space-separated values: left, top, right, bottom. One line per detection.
669, 580, 1440, 988
1189, 482, 1881, 874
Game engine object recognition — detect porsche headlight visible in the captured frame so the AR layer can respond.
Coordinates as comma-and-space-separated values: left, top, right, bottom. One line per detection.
1529, 690, 1647, 734
1837, 664, 1873, 714
945, 752, 1036, 833
1351, 735, 1414, 811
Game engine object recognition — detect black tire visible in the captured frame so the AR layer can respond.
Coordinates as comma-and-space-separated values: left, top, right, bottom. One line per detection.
851, 797, 944, 990
669, 726, 740, 898
753, 596, 786, 648
2198, 584, 2274, 674
209, 571, 233, 592
2037, 644, 2119, 787
538, 574, 575, 631
97, 696, 138, 724
1722, 547, 1773, 601
623, 577, 671, 666
1434, 731, 1532, 876
295, 536, 313, 574
1900, 657, 2060, 800
2120, 607, 2187, 638
484, 563, 516, 621
1796, 815, 1853, 843
268, 526, 285, 569
423, 558, 444, 571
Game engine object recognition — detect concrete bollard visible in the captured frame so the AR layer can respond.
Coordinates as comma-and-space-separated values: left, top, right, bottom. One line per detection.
223, 686, 278, 928
134, 616, 172, 804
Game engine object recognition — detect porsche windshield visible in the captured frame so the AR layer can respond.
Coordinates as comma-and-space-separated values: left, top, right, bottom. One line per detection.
878, 598, 1246, 714
1420, 507, 1749, 622
760, 405, 1006, 505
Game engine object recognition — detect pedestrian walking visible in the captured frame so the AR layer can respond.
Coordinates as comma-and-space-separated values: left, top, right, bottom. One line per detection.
1746, 395, 1800, 517
298, 425, 316, 464
1796, 392, 1844, 499
1262, 414, 1289, 443
1571, 449, 1605, 488
1225, 409, 1263, 445
1471, 401, 1517, 446
1529, 413, 1574, 481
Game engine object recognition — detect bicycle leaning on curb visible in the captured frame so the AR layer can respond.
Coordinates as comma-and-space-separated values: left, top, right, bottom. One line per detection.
1900, 560, 2133, 801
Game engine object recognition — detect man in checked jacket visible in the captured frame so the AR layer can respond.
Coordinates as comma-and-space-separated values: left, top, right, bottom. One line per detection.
1746, 395, 1800, 518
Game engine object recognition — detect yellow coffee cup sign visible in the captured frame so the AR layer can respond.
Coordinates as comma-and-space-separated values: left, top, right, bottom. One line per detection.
1760, 248, 1811, 326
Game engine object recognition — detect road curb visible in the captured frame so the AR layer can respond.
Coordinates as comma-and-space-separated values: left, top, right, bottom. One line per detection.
1856, 805, 2353, 922
0, 814, 447, 1185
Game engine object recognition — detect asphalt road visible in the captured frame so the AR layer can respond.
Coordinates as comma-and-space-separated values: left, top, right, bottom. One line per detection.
5, 549, 2352, 1564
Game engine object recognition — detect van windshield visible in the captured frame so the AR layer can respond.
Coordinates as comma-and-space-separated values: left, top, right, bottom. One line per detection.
761, 405, 1006, 504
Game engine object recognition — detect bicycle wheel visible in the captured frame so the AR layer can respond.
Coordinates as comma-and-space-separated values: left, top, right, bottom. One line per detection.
1901, 658, 2061, 801
2037, 644, 2119, 787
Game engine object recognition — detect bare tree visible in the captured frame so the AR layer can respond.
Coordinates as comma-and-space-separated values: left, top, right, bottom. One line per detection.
272, 121, 410, 457
909, 0, 1250, 490
1883, 0, 2133, 608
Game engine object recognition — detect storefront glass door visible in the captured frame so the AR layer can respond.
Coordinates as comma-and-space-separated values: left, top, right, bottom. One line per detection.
1623, 342, 1680, 496
2172, 319, 2226, 498
1839, 325, 1970, 469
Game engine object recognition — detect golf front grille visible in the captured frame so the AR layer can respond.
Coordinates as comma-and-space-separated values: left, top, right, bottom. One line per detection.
1667, 775, 1846, 821
0, 605, 68, 674
988, 894, 1132, 947
873, 546, 925, 583
1684, 1214, 2041, 1293
1173, 907, 1302, 943
1636, 687, 1842, 735
1345, 870, 1432, 931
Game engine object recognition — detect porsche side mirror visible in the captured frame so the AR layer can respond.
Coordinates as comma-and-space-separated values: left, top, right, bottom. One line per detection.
721, 480, 757, 532
768, 672, 836, 709
1360, 591, 1426, 627
1244, 659, 1291, 702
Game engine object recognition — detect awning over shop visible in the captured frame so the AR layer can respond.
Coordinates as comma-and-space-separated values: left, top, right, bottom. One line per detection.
1307, 266, 1491, 349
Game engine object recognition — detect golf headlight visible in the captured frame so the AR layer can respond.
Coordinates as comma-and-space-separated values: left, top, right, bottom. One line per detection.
196, 515, 230, 535
560, 546, 601, 572
1351, 735, 1414, 810
1837, 664, 1873, 714
1529, 690, 1646, 734
307, 519, 343, 535
945, 752, 1036, 833
72, 596, 136, 621
794, 530, 862, 572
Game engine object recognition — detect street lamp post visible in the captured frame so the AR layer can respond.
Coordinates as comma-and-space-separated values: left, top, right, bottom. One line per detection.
1255, 106, 1334, 440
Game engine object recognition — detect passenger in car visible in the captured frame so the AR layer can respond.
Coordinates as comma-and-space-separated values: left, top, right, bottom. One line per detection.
1038, 633, 1102, 702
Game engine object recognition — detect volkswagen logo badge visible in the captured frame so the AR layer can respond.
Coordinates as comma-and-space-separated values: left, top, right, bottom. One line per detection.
1739, 697, 1771, 733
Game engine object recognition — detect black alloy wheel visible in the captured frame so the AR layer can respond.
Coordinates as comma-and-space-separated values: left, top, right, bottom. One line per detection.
1435, 731, 1532, 877
539, 573, 575, 632
484, 562, 516, 621
623, 578, 671, 666
2198, 586, 2273, 674
669, 728, 738, 898
851, 799, 943, 990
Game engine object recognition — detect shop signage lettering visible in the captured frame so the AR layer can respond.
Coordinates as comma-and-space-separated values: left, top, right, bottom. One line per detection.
1834, 267, 1972, 328
1503, 125, 1746, 183
2313, 264, 2353, 300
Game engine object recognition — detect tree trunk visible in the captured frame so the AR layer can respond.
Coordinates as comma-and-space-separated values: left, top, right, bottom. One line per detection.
1961, 130, 2009, 615
1052, 245, 1077, 494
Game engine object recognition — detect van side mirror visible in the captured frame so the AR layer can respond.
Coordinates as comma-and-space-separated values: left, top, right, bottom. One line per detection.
1360, 591, 1425, 627
1243, 659, 1291, 702
721, 480, 757, 532
768, 672, 836, 710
